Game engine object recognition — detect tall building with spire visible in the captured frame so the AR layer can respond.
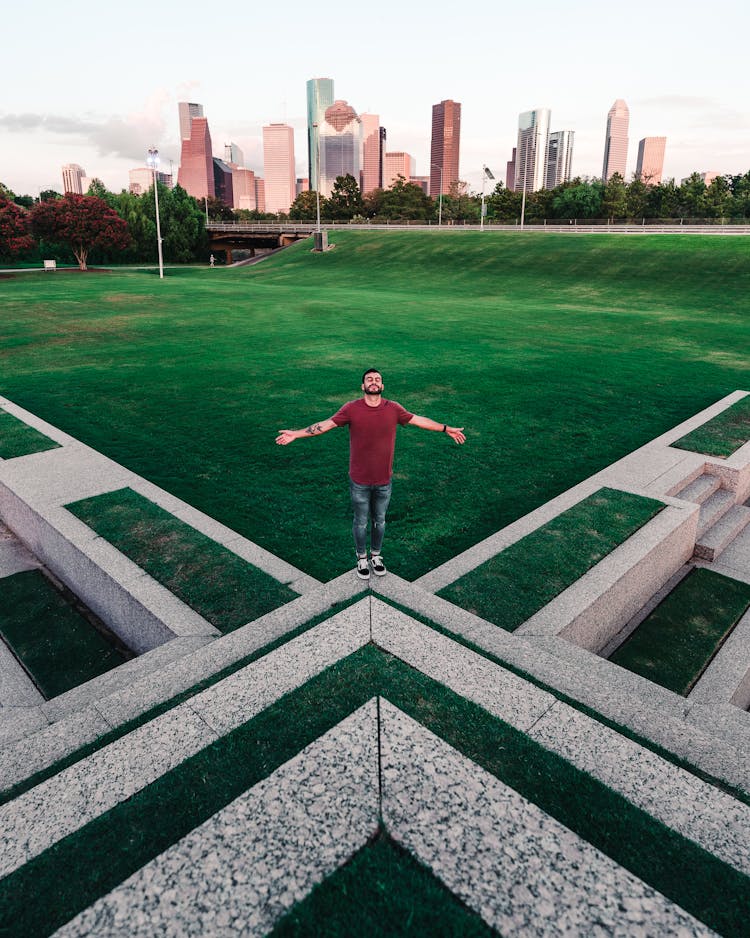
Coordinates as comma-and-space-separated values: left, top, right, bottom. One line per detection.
177, 116, 215, 199
306, 77, 334, 192
429, 100, 461, 197
635, 137, 666, 185
514, 108, 550, 193
263, 123, 296, 214
602, 99, 629, 181
178, 102, 204, 141
319, 100, 363, 198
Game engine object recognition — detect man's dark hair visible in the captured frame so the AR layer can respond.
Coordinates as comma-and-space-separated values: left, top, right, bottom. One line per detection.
362, 368, 382, 383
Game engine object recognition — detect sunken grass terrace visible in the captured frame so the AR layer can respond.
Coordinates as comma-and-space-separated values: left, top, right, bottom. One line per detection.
0, 230, 748, 582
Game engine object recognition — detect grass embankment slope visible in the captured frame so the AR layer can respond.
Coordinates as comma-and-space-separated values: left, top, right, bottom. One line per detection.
0, 232, 747, 580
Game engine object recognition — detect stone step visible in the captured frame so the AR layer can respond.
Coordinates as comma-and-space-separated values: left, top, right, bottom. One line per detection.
697, 489, 736, 538
694, 505, 750, 561
676, 473, 721, 505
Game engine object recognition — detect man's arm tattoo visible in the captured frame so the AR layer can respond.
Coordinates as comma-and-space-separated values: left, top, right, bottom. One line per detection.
305, 423, 323, 435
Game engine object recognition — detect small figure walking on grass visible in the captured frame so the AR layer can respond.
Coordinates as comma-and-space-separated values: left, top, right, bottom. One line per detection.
276, 368, 465, 580
209, 254, 215, 267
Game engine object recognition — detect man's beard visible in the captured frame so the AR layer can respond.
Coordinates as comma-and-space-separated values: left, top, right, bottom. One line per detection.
365, 386, 383, 395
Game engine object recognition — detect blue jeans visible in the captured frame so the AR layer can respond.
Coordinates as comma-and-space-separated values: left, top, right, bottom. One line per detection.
349, 479, 392, 556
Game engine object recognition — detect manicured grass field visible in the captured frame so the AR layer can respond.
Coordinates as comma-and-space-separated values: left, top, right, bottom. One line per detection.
0, 410, 59, 459
673, 395, 750, 458
68, 488, 298, 631
609, 567, 750, 695
3, 647, 748, 938
0, 570, 126, 698
1, 232, 748, 580
438, 487, 663, 629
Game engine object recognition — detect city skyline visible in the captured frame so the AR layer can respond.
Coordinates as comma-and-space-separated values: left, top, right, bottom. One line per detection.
1, 0, 748, 198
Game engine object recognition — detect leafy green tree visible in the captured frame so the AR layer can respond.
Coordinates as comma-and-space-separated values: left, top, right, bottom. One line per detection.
84, 178, 116, 207
39, 189, 61, 202
626, 177, 649, 218
703, 176, 732, 218
440, 181, 480, 223
729, 171, 750, 218
678, 173, 706, 217
378, 176, 434, 220
550, 179, 603, 219
13, 194, 35, 209
0, 197, 35, 260
141, 184, 207, 263
204, 196, 235, 222
486, 182, 521, 221
288, 190, 324, 220
326, 175, 363, 220
30, 194, 130, 269
602, 172, 627, 221
646, 179, 680, 219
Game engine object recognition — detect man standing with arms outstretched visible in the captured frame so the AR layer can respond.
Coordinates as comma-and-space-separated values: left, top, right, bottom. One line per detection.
276, 368, 466, 580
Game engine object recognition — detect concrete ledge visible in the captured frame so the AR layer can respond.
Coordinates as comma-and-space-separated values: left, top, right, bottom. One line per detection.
688, 605, 750, 709
517, 496, 699, 653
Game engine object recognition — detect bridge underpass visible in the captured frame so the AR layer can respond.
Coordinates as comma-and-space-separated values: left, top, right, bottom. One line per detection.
206, 225, 314, 264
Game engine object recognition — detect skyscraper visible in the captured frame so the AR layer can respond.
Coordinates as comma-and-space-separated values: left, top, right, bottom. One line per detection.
178, 102, 204, 141
514, 109, 550, 193
635, 137, 666, 185
263, 123, 296, 215
306, 77, 334, 192
384, 152, 415, 189
177, 116, 215, 199
213, 158, 234, 207
429, 100, 461, 197
505, 148, 516, 192
61, 164, 85, 194
319, 100, 363, 198
545, 130, 574, 189
232, 168, 257, 210
224, 142, 244, 166
602, 99, 629, 181
360, 113, 384, 194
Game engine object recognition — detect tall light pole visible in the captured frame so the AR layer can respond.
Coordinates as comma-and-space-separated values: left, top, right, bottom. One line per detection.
146, 147, 164, 279
430, 163, 444, 226
313, 122, 321, 232
480, 165, 495, 231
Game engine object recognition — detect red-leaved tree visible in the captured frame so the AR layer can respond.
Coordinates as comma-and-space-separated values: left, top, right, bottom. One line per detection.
31, 194, 130, 270
0, 197, 35, 260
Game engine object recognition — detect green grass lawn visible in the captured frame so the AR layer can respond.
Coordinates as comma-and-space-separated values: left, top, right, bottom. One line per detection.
609, 567, 750, 695
0, 570, 127, 698
0, 232, 748, 580
438, 487, 663, 629
673, 395, 750, 458
0, 410, 60, 459
67, 487, 298, 631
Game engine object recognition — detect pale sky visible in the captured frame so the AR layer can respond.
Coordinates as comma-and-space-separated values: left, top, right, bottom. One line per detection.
1, 0, 748, 197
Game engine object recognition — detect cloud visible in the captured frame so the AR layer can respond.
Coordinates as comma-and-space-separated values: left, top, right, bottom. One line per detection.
0, 91, 173, 163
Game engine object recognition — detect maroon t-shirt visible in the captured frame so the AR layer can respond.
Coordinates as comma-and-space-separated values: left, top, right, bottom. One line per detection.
331, 398, 414, 485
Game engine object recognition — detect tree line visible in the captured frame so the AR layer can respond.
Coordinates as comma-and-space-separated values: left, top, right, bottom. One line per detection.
2, 168, 750, 266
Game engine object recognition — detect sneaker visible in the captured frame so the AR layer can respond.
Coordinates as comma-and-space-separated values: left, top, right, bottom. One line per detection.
370, 554, 386, 576
356, 556, 370, 580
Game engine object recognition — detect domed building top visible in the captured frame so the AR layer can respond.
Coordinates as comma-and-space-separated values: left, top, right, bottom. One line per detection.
325, 100, 359, 132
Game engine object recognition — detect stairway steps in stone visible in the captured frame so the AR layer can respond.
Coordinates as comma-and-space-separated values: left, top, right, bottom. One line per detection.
697, 489, 735, 538
694, 505, 750, 561
676, 473, 721, 505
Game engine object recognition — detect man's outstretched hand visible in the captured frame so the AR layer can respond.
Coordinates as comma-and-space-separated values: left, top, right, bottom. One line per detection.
446, 427, 466, 444
275, 430, 297, 445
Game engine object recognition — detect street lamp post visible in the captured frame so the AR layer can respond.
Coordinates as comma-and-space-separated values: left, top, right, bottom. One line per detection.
430, 163, 444, 226
480, 165, 495, 231
146, 147, 164, 279
313, 122, 321, 232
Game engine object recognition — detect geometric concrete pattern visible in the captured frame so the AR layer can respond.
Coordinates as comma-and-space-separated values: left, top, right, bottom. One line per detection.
1, 392, 749, 934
